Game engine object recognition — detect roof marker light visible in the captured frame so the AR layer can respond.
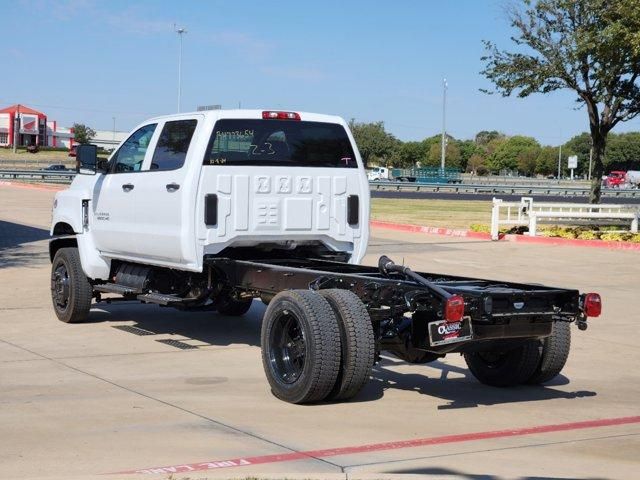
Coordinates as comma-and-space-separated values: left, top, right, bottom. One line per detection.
262, 111, 301, 121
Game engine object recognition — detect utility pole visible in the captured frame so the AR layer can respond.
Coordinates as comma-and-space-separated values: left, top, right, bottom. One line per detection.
12, 105, 20, 154
557, 144, 562, 179
440, 78, 448, 172
174, 24, 187, 113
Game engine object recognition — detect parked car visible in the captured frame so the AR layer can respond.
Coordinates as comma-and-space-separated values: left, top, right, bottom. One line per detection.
603, 170, 627, 188
44, 164, 67, 171
26, 145, 39, 154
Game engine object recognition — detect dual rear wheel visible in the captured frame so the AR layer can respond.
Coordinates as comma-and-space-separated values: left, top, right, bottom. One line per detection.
260, 289, 375, 404
463, 321, 571, 387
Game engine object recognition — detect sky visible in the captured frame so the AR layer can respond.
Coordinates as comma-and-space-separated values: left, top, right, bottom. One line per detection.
2, 0, 639, 145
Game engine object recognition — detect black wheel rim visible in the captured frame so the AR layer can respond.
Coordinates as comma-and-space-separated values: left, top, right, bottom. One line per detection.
51, 260, 70, 311
269, 309, 306, 384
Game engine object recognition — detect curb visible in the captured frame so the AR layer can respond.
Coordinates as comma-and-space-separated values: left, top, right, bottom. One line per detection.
370, 219, 640, 251
370, 220, 492, 240
502, 232, 640, 251
0, 181, 65, 192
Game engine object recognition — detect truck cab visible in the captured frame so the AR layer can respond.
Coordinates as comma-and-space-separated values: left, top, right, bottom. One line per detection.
51, 110, 369, 280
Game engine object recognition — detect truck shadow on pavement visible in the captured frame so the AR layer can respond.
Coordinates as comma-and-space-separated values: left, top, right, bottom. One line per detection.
356, 356, 597, 408
88, 301, 596, 409
87, 300, 264, 348
0, 220, 50, 269
382, 466, 605, 480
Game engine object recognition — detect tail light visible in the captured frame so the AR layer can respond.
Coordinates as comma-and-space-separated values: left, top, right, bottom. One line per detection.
445, 295, 465, 322
262, 111, 301, 120
583, 293, 602, 317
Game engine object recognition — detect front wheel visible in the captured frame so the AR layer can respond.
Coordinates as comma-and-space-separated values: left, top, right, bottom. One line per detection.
261, 290, 341, 404
50, 247, 93, 323
464, 341, 541, 387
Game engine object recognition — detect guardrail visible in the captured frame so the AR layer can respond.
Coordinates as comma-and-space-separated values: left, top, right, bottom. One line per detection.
1, 170, 640, 200
0, 169, 76, 184
490, 197, 639, 240
370, 181, 640, 198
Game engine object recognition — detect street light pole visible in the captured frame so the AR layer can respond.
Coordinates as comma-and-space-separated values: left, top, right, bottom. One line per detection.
440, 78, 448, 172
174, 24, 187, 113
557, 144, 562, 179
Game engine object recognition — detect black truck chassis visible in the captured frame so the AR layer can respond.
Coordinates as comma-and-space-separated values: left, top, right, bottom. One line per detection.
205, 255, 587, 357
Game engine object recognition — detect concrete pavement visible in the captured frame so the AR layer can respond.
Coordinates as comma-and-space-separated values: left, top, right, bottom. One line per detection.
0, 184, 638, 480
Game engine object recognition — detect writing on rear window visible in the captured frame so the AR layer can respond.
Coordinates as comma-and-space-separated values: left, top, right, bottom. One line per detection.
204, 119, 357, 168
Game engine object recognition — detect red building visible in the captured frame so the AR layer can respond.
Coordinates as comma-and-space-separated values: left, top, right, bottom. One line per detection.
0, 104, 71, 148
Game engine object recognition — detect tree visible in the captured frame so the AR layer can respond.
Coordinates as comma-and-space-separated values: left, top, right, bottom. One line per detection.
467, 153, 488, 175
348, 120, 398, 167
488, 135, 541, 174
390, 141, 428, 167
482, 0, 640, 202
535, 146, 559, 175
475, 130, 506, 145
72, 123, 96, 145
426, 141, 461, 169
457, 139, 480, 172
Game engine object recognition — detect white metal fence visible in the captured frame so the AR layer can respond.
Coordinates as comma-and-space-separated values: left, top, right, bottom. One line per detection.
490, 197, 639, 240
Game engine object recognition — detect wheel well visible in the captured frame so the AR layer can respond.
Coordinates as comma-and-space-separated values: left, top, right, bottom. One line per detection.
49, 237, 78, 262
53, 222, 76, 235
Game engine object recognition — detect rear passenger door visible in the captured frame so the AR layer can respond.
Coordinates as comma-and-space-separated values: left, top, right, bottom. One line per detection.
133, 117, 201, 264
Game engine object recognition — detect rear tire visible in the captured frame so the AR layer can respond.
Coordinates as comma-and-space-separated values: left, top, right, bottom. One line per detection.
261, 290, 341, 404
319, 289, 375, 401
50, 247, 92, 323
464, 341, 541, 387
527, 321, 571, 384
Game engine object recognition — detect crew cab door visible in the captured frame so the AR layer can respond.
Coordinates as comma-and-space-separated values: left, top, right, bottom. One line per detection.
133, 116, 202, 265
91, 123, 158, 257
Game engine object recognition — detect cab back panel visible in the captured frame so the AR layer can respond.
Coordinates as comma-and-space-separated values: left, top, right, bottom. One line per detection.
196, 166, 364, 254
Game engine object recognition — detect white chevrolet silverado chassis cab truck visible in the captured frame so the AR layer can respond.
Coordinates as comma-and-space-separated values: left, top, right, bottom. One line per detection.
50, 109, 601, 404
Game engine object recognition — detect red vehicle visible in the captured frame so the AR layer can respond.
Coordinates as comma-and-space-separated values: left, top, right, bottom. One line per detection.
604, 170, 627, 188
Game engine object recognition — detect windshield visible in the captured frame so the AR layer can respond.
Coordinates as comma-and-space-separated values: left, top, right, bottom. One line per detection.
204, 119, 357, 168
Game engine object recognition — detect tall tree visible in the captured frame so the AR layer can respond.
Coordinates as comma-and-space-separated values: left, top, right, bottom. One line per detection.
72, 123, 96, 145
348, 120, 398, 167
481, 0, 640, 202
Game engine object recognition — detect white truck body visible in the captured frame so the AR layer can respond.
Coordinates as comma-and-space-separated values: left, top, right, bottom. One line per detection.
626, 170, 640, 187
51, 110, 370, 280
367, 166, 389, 181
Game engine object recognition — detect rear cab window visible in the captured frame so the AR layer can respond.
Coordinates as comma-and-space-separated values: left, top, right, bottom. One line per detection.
150, 119, 198, 171
204, 119, 357, 168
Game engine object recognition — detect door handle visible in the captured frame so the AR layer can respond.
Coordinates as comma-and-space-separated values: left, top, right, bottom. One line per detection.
122, 183, 134, 192
166, 183, 180, 192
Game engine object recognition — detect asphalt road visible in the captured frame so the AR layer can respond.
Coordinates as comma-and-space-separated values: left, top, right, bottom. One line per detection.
1, 184, 639, 480
371, 189, 640, 204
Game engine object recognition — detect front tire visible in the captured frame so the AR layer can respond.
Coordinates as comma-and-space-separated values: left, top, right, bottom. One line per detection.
527, 321, 571, 384
50, 247, 92, 323
261, 290, 341, 404
464, 341, 541, 387
319, 289, 375, 401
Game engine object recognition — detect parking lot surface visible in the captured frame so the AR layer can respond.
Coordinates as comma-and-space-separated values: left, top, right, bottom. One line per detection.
1, 184, 639, 480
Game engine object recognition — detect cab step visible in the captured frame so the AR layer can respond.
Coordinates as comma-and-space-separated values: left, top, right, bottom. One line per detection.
137, 292, 183, 305
94, 284, 141, 295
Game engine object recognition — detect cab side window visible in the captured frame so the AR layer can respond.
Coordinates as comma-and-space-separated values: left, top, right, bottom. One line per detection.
110, 124, 157, 173
150, 120, 198, 171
